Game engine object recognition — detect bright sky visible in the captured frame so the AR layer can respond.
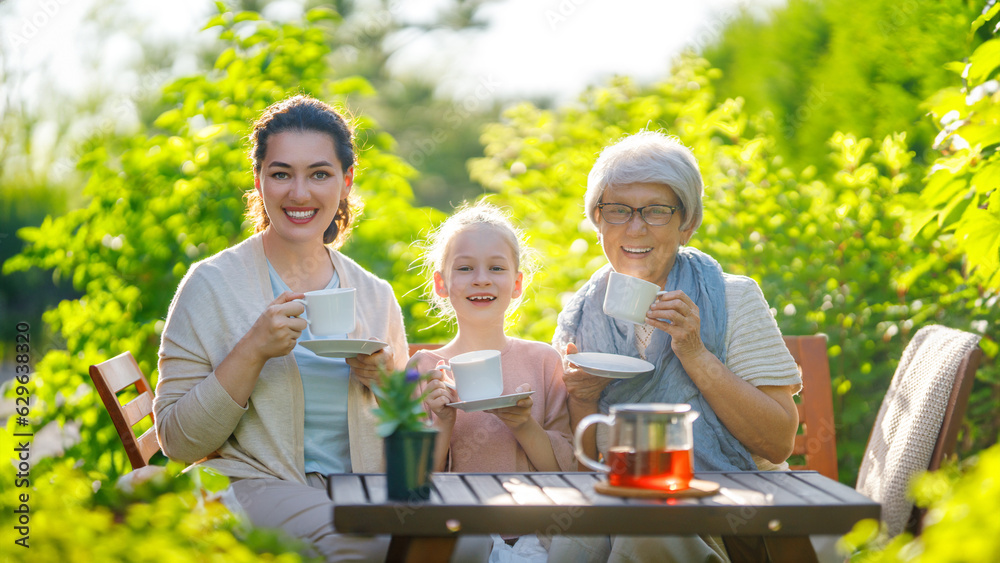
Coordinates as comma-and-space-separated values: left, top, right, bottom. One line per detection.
1, 0, 783, 110
390, 0, 781, 102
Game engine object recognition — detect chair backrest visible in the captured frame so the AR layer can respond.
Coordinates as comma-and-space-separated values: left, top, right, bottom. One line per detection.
408, 343, 444, 358
783, 335, 839, 481
855, 325, 982, 537
88, 351, 160, 470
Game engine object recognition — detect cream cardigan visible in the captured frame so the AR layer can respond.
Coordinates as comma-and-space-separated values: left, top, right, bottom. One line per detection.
154, 233, 408, 482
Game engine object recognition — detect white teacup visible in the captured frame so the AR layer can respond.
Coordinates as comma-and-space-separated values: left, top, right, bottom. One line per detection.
444, 350, 504, 402
603, 272, 663, 325
297, 288, 356, 337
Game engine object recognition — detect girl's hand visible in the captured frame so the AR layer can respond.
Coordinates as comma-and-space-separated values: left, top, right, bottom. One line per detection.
347, 341, 392, 390
423, 362, 458, 428
245, 291, 307, 362
485, 383, 534, 430
562, 342, 613, 404
646, 290, 707, 361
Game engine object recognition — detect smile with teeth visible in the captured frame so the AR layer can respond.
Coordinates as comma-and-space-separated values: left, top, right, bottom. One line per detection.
468, 295, 496, 302
285, 209, 317, 219
622, 246, 653, 254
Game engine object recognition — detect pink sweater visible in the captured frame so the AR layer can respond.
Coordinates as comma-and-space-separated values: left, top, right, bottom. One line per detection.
412, 338, 575, 472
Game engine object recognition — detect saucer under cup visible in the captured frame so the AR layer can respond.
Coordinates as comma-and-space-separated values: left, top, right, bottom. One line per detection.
300, 288, 355, 337
448, 349, 503, 402
604, 272, 660, 325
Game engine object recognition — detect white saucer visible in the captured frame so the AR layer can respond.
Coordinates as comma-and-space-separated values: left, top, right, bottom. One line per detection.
447, 391, 534, 413
566, 353, 654, 379
300, 339, 388, 359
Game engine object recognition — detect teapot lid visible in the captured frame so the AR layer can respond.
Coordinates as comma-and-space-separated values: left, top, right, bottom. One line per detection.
609, 403, 692, 415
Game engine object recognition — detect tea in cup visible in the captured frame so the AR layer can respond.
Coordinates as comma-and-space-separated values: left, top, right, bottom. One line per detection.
442, 350, 503, 402
297, 288, 356, 337
575, 403, 699, 491
603, 272, 664, 325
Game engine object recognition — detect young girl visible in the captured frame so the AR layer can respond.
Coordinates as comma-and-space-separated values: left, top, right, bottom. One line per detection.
410, 201, 575, 476
410, 201, 574, 561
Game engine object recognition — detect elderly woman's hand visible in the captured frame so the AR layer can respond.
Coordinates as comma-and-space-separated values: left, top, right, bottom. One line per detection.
346, 341, 392, 390
647, 290, 709, 361
562, 342, 613, 404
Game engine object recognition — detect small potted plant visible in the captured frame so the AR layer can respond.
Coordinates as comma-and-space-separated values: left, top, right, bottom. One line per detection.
372, 367, 438, 501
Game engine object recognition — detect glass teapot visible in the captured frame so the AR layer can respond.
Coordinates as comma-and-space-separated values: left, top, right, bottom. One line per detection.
574, 403, 700, 491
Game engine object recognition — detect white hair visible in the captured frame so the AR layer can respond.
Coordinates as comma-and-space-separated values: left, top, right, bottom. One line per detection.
583, 130, 704, 234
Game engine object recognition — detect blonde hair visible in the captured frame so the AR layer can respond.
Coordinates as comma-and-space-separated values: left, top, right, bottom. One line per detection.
420, 200, 536, 324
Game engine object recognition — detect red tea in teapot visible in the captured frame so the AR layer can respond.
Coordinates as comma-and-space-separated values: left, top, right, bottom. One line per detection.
606, 447, 693, 491
575, 404, 700, 491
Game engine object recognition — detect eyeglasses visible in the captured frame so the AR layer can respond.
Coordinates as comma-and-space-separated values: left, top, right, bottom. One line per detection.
597, 202, 683, 226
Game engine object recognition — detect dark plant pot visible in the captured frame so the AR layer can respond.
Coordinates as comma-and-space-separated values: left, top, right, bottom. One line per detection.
385, 428, 437, 502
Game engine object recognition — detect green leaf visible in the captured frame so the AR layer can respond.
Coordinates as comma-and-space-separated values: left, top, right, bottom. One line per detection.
376, 420, 400, 438
943, 61, 968, 75
306, 7, 342, 23
939, 191, 976, 229
961, 124, 1000, 148
955, 209, 1000, 270
201, 13, 227, 31
970, 2, 1000, 36
194, 124, 227, 142
214, 48, 236, 70
192, 466, 231, 493
233, 11, 261, 23
967, 39, 1000, 86
972, 160, 1000, 195
911, 208, 940, 237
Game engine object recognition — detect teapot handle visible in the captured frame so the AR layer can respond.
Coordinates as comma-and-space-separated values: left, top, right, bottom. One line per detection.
574, 413, 614, 473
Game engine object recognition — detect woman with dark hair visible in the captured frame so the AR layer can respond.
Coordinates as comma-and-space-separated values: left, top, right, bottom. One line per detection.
154, 95, 405, 561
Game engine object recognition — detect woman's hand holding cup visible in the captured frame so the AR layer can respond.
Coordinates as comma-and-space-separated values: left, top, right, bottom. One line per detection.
647, 290, 706, 360
245, 291, 307, 362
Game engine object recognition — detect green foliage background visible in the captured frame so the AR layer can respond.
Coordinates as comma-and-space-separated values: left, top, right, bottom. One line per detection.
704, 0, 984, 173
2, 0, 998, 559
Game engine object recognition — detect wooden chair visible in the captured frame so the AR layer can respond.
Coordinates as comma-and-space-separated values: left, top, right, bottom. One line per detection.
88, 351, 160, 470
408, 343, 444, 357
855, 325, 982, 537
783, 335, 839, 481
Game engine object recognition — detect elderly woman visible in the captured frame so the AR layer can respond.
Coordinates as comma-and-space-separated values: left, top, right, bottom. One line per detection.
551, 131, 802, 563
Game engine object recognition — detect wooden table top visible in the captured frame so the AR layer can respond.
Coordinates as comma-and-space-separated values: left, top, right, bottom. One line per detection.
329, 470, 879, 538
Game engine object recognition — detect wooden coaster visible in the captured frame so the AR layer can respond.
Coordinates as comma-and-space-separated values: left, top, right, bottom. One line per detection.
594, 479, 721, 499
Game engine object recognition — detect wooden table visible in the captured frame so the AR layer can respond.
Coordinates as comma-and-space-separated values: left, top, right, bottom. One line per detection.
328, 471, 879, 563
